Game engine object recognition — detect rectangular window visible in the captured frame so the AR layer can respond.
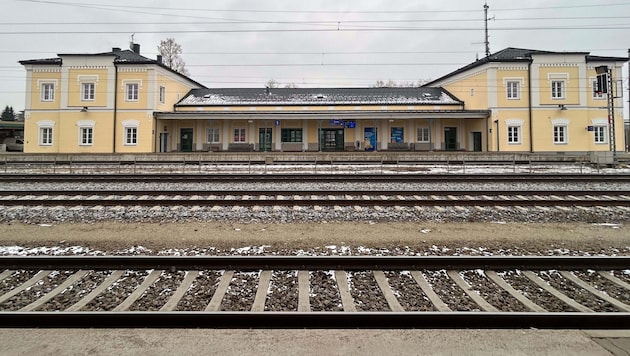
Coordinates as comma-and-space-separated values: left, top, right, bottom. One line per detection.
41, 83, 54, 102
592, 80, 605, 99
40, 127, 53, 145
551, 80, 565, 99
80, 127, 93, 145
125, 127, 137, 145
81, 83, 95, 101
553, 125, 567, 144
594, 126, 607, 144
506, 81, 520, 100
233, 128, 246, 143
281, 128, 303, 143
507, 126, 521, 144
417, 127, 430, 143
159, 86, 166, 104
207, 128, 220, 143
126, 83, 139, 101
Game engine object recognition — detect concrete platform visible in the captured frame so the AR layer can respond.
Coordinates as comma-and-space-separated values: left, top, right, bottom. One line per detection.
0, 329, 627, 356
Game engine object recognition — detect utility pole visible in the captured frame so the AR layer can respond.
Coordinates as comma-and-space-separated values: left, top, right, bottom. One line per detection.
484, 2, 490, 57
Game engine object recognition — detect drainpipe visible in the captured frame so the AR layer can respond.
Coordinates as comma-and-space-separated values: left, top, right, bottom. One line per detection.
113, 62, 118, 153
528, 60, 533, 152
494, 119, 500, 151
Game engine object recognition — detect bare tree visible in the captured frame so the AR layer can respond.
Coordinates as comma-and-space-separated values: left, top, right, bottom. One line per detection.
372, 79, 429, 88
265, 79, 279, 88
157, 38, 189, 76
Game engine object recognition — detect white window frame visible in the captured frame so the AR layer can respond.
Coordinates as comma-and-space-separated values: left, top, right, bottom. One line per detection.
551, 119, 569, 145
124, 127, 138, 145
416, 127, 430, 143
553, 125, 567, 144
77, 120, 95, 146
507, 126, 521, 144
40, 127, 53, 145
41, 82, 55, 102
233, 128, 246, 143
551, 80, 565, 99
505, 119, 523, 144
79, 127, 93, 146
591, 79, 605, 100
591, 119, 608, 144
159, 86, 166, 104
506, 81, 520, 100
81, 82, 95, 101
36, 120, 55, 146
125, 82, 139, 102
121, 120, 139, 146
207, 128, 220, 143
593, 126, 607, 144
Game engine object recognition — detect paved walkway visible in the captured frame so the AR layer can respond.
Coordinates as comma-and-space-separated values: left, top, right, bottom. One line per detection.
0, 329, 628, 355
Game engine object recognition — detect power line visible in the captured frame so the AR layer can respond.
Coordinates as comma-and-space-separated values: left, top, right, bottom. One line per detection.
17, 0, 630, 14
3, 16, 630, 27
2, 25, 630, 35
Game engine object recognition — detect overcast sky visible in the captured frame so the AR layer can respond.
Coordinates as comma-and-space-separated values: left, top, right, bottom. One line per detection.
2, 0, 629, 112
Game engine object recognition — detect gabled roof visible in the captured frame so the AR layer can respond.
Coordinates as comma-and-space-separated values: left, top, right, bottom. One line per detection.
176, 87, 462, 107
424, 47, 628, 86
20, 46, 205, 88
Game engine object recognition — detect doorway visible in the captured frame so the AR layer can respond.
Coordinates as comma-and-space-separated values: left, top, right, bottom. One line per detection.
180, 128, 193, 152
319, 128, 344, 151
159, 133, 168, 152
259, 128, 272, 151
444, 127, 457, 151
472, 132, 482, 152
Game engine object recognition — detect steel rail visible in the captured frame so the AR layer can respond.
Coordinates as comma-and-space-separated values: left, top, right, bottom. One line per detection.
2, 311, 629, 329
1, 190, 629, 197
1, 173, 629, 183
2, 255, 628, 270
0, 197, 627, 207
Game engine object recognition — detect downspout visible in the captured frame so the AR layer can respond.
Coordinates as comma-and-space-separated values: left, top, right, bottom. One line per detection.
527, 60, 533, 152
113, 62, 118, 153
494, 119, 500, 151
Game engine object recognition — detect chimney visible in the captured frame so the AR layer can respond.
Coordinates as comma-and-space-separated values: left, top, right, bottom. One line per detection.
156, 55, 163, 64
131, 43, 140, 54
112, 47, 121, 52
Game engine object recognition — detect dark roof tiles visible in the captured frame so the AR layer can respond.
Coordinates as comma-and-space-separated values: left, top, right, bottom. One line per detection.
177, 87, 461, 106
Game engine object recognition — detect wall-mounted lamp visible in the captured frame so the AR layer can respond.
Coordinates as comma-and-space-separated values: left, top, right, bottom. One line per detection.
247, 119, 253, 123
558, 104, 567, 111
80, 107, 88, 112
163, 126, 167, 132
388, 119, 394, 123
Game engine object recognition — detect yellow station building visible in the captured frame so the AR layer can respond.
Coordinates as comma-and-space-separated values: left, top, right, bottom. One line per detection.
19, 45, 627, 154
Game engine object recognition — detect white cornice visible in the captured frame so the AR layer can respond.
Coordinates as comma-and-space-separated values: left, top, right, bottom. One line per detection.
33, 68, 61, 73
118, 67, 148, 73
68, 66, 108, 70
539, 63, 579, 68
497, 66, 528, 71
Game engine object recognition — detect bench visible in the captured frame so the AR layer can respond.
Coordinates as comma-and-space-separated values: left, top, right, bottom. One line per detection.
227, 143, 254, 152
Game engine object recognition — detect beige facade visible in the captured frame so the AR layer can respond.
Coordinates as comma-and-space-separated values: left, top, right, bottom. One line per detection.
21, 46, 626, 154
20, 45, 203, 154
426, 48, 627, 153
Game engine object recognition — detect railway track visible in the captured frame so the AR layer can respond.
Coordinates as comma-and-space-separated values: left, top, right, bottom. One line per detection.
1, 189, 628, 208
1, 173, 629, 183
0, 256, 629, 328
